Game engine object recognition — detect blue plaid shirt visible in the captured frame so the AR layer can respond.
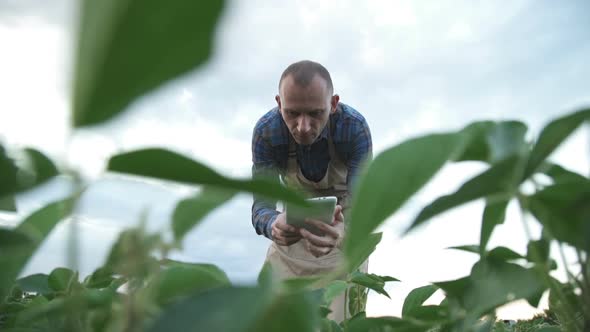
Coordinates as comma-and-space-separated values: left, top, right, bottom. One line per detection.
251, 103, 372, 239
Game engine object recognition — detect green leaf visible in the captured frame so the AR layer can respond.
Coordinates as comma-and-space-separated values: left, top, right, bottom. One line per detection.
345, 316, 429, 332
0, 228, 32, 255
48, 267, 77, 292
344, 311, 366, 325
0, 144, 18, 197
473, 315, 495, 332
0, 147, 58, 210
453, 121, 528, 164
526, 237, 550, 265
435, 260, 546, 320
485, 121, 528, 163
104, 228, 161, 280
448, 245, 480, 254
348, 272, 399, 299
523, 108, 590, 179
108, 148, 304, 205
0, 199, 72, 302
15, 199, 73, 242
408, 155, 523, 233
15, 287, 117, 325
319, 306, 332, 318
320, 318, 343, 332
148, 268, 321, 331
14, 148, 59, 192
172, 187, 235, 241
0, 195, 17, 211
435, 277, 470, 299
480, 199, 509, 254
146, 286, 275, 332
346, 232, 382, 273
402, 285, 438, 318
83, 288, 119, 307
73, 0, 225, 126
153, 263, 230, 304
540, 163, 588, 184
403, 305, 449, 323
535, 328, 561, 332
16, 274, 52, 295
281, 276, 322, 293
0, 144, 18, 211
83, 266, 115, 289
345, 133, 463, 263
323, 280, 348, 305
247, 291, 321, 332
486, 247, 524, 262
528, 181, 590, 251
13, 295, 57, 325
453, 121, 494, 162
257, 262, 275, 288
449, 245, 523, 262
548, 280, 583, 332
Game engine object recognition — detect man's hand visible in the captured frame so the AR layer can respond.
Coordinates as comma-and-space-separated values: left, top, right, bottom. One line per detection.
300, 205, 345, 257
271, 212, 302, 246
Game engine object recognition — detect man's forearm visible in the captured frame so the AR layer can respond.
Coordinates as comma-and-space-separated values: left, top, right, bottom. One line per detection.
252, 203, 279, 239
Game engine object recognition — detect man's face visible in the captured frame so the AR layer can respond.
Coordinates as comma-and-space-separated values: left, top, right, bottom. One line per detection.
276, 75, 339, 146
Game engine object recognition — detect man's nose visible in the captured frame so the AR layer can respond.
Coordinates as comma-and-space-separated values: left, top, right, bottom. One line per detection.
298, 115, 311, 133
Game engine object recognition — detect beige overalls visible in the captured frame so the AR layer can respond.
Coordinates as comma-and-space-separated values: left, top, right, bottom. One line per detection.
264, 120, 368, 322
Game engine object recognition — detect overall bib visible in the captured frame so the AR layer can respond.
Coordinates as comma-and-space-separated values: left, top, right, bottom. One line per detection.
264, 121, 368, 322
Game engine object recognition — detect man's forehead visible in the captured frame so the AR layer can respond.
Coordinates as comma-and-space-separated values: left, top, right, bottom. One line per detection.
280, 74, 329, 93
282, 106, 327, 112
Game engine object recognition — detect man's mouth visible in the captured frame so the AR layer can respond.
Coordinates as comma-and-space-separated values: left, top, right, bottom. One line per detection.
296, 133, 314, 143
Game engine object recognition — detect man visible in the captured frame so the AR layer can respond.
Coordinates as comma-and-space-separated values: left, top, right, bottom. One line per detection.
251, 60, 372, 321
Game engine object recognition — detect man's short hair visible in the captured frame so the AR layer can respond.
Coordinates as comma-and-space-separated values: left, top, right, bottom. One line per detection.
278, 60, 334, 94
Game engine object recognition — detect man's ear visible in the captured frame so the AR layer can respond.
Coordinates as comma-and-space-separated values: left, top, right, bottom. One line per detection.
275, 95, 281, 110
330, 94, 340, 113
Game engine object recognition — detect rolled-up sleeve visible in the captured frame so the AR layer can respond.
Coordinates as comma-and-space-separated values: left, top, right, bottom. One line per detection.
346, 117, 373, 193
251, 126, 280, 240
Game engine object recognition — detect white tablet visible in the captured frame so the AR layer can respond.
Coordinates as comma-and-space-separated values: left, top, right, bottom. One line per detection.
286, 196, 337, 235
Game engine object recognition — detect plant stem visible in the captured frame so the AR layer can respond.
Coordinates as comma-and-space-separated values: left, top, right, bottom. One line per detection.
558, 244, 578, 287
66, 171, 84, 275
517, 195, 582, 331
576, 249, 590, 323
344, 284, 348, 321
516, 194, 535, 248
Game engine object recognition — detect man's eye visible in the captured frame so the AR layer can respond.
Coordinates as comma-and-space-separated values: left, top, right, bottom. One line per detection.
310, 111, 321, 117
288, 111, 299, 117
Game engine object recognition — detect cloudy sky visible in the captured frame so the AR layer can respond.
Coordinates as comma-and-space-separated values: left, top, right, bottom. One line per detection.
1, 0, 589, 319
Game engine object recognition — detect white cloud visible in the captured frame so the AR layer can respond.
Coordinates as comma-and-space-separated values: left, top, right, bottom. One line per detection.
447, 21, 473, 42
0, 0, 72, 25
0, 19, 71, 159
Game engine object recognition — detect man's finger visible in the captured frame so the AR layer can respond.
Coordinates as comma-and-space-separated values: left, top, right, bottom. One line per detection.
304, 219, 340, 238
277, 227, 301, 238
300, 228, 335, 248
332, 205, 344, 224
284, 230, 301, 237
275, 221, 298, 233
272, 229, 287, 244
273, 228, 301, 245
283, 234, 302, 241
333, 205, 342, 217
305, 240, 331, 257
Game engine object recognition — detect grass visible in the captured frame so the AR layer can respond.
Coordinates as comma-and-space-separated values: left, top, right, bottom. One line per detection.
493, 310, 561, 331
